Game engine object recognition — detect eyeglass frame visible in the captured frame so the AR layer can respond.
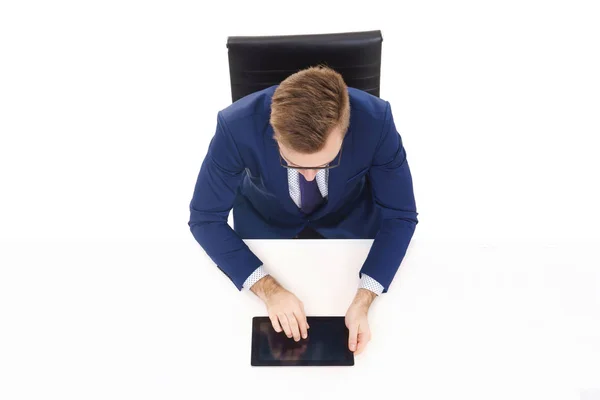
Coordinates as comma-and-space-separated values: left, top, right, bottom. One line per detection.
278, 142, 344, 170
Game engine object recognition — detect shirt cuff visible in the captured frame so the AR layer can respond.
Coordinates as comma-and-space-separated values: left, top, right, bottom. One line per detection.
242, 265, 269, 290
359, 273, 384, 296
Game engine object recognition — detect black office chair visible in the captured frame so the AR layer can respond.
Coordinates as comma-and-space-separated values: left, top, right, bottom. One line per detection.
226, 30, 383, 103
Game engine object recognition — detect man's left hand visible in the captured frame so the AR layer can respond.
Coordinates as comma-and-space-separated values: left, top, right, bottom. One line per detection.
345, 288, 377, 355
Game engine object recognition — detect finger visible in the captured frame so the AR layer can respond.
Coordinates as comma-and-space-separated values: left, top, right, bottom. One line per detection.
355, 329, 371, 355
286, 313, 301, 341
269, 314, 282, 333
294, 310, 308, 339
348, 323, 359, 352
278, 313, 292, 338
300, 302, 310, 331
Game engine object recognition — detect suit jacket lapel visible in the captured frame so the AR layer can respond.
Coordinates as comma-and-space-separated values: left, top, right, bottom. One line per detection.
263, 122, 305, 218
310, 124, 353, 220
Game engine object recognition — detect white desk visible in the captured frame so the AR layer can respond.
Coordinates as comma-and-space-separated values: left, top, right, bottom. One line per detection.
1, 239, 599, 400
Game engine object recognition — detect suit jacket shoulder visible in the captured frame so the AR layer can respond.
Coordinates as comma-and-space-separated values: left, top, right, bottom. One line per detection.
217, 85, 394, 158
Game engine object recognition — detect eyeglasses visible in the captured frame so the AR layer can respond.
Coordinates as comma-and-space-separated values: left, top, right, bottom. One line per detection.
279, 143, 344, 170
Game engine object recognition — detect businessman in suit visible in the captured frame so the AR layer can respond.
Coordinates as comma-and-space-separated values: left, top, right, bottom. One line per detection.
188, 66, 418, 355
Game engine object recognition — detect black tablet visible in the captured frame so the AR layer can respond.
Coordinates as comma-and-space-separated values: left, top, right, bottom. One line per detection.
251, 316, 354, 366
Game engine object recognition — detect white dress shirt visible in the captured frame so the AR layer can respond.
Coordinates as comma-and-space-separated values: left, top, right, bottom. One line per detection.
243, 168, 384, 296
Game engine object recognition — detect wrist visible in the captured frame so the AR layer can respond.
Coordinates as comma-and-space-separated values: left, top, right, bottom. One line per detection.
250, 275, 284, 302
353, 288, 377, 309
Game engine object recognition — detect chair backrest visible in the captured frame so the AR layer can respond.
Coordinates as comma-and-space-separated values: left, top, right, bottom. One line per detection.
226, 30, 383, 103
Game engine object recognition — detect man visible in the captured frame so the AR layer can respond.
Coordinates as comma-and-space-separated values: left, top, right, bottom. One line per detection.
188, 66, 418, 355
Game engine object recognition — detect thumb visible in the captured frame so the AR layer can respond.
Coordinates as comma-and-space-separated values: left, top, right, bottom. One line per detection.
348, 324, 358, 352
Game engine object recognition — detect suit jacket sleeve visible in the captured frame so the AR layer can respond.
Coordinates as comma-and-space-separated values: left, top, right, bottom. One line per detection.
188, 111, 263, 290
360, 101, 418, 292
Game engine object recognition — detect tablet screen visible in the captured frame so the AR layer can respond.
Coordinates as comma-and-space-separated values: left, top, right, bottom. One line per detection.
251, 316, 354, 366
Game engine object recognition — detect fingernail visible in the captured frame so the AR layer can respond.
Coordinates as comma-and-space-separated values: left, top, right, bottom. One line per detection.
302, 334, 307, 339
350, 344, 356, 351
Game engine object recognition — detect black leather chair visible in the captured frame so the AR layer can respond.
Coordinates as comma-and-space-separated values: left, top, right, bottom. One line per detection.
226, 30, 383, 103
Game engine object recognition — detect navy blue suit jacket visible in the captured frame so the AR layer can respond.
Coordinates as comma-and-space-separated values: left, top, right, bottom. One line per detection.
188, 85, 418, 292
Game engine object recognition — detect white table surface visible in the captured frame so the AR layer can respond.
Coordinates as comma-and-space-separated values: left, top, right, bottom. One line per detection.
1, 239, 599, 400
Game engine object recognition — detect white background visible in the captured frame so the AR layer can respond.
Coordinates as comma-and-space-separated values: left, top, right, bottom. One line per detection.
1, 1, 599, 399
1, 240, 599, 400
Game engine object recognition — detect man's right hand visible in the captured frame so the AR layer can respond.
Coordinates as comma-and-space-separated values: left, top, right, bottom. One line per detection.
250, 275, 309, 342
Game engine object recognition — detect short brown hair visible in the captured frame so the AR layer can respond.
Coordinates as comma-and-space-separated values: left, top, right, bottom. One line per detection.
270, 65, 350, 153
